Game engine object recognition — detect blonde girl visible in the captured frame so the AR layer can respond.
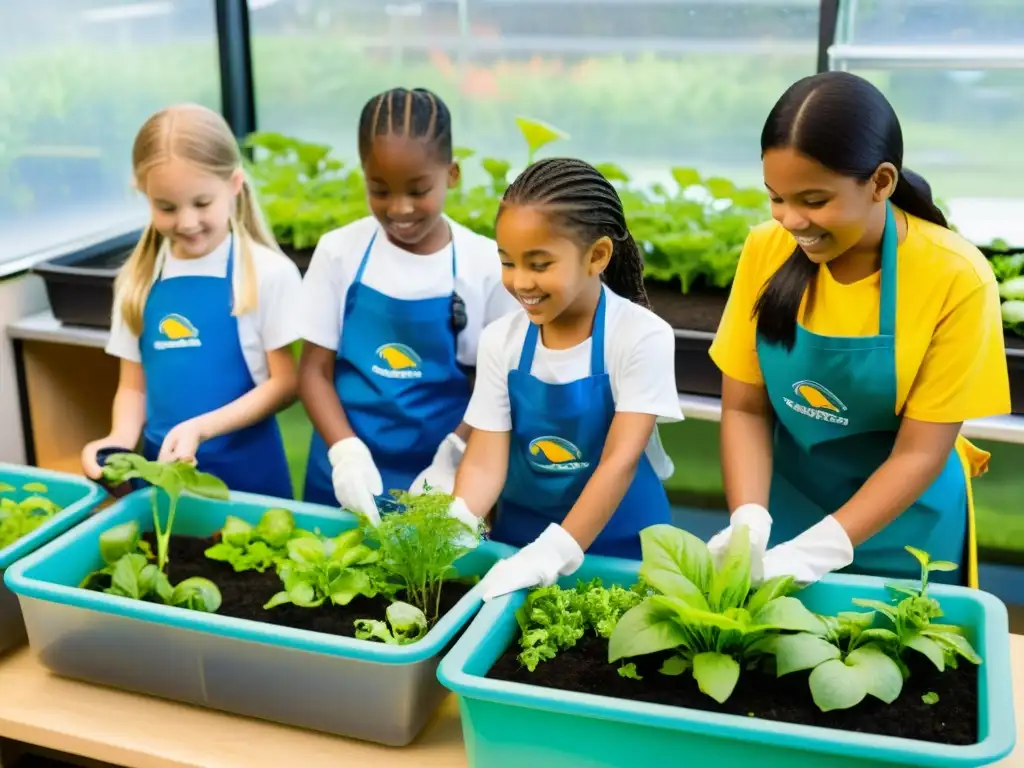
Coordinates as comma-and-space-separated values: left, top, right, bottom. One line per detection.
81, 103, 302, 498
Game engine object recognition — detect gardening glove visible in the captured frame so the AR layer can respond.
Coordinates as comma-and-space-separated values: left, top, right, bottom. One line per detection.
328, 437, 384, 526
760, 515, 854, 585
706, 503, 772, 581
447, 496, 485, 549
481, 524, 584, 601
409, 432, 466, 495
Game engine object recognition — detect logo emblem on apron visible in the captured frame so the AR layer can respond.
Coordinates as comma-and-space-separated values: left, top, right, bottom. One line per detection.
154, 313, 201, 350
783, 379, 849, 426
528, 436, 590, 473
372, 343, 424, 379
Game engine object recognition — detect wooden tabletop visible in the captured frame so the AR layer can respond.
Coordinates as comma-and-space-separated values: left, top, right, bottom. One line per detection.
0, 637, 1021, 768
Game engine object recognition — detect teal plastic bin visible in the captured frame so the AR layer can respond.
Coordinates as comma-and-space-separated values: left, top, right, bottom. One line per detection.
0, 463, 105, 654
4, 487, 514, 745
437, 556, 1016, 767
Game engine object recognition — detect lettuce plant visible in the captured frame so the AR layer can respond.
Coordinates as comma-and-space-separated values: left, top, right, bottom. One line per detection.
607, 524, 823, 704
354, 601, 429, 645
0, 481, 62, 550
204, 508, 300, 573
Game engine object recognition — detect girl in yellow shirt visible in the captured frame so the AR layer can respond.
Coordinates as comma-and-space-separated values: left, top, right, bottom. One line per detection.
707, 71, 1010, 588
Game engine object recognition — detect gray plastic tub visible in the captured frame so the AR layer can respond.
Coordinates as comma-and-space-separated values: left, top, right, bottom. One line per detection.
0, 464, 106, 654
4, 487, 513, 745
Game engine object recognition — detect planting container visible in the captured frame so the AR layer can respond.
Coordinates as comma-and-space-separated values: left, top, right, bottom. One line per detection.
1007, 344, 1024, 415
4, 488, 514, 746
438, 556, 1016, 768
0, 464, 106, 654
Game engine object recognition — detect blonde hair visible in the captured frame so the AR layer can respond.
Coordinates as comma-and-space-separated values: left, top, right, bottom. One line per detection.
116, 103, 281, 335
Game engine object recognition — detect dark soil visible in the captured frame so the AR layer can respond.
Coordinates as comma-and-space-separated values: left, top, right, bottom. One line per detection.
143, 533, 474, 639
488, 633, 978, 746
645, 279, 726, 334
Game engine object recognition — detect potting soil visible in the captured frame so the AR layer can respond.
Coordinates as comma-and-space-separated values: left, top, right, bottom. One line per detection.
488, 633, 978, 745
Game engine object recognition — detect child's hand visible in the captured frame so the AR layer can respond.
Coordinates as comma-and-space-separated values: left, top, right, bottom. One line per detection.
81, 435, 128, 479
158, 419, 206, 464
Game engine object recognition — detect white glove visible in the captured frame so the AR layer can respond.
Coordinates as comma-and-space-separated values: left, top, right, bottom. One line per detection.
447, 496, 484, 549
706, 503, 773, 581
328, 437, 384, 525
481, 524, 585, 601
761, 515, 854, 584
409, 432, 466, 495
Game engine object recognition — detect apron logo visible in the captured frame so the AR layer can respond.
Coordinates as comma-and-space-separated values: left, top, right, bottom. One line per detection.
373, 343, 423, 379
154, 313, 201, 350
528, 436, 590, 473
783, 380, 849, 426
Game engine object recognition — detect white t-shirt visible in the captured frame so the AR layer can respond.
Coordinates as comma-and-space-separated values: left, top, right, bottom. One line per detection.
106, 234, 303, 385
298, 215, 519, 366
464, 286, 683, 480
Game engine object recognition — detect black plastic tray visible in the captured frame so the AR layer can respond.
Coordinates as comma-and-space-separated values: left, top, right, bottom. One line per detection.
32, 229, 142, 329
674, 329, 720, 398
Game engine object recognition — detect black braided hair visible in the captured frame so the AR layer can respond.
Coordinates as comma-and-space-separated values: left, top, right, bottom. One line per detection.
500, 157, 650, 309
357, 87, 453, 163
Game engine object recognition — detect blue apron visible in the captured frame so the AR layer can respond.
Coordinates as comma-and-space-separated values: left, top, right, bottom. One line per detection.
139, 236, 293, 499
303, 229, 471, 505
492, 287, 672, 559
757, 202, 972, 585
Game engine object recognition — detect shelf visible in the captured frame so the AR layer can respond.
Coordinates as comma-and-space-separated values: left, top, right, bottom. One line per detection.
829, 43, 1024, 70
0, 646, 465, 768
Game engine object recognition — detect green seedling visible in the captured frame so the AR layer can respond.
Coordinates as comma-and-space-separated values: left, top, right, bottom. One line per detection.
0, 481, 62, 550
204, 508, 303, 573
354, 601, 428, 645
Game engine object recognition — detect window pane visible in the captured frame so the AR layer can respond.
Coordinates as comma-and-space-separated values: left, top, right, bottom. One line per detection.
0, 1, 220, 266
838, 0, 1024, 45
250, 0, 818, 189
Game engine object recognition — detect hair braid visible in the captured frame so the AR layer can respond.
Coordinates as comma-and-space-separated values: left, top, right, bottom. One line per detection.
501, 157, 650, 308
357, 87, 453, 163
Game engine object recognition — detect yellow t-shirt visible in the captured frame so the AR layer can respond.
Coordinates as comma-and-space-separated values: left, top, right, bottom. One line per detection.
709, 211, 1011, 423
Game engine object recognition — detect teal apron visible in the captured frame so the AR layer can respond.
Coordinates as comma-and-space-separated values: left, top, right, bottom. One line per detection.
757, 202, 970, 585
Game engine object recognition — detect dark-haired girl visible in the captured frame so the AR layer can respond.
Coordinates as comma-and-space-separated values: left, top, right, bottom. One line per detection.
708, 71, 1009, 588
451, 157, 683, 599
298, 87, 518, 516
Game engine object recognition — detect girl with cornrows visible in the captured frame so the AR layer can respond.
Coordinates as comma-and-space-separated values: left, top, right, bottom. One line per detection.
298, 87, 517, 517
450, 157, 683, 599
707, 72, 1009, 588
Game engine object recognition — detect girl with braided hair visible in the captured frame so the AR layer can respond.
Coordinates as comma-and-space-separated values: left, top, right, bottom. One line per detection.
449, 157, 683, 598
298, 87, 517, 518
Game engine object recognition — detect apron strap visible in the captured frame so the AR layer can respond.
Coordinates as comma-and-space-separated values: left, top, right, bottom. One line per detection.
590, 286, 607, 376
878, 201, 898, 337
353, 230, 378, 285
225, 234, 237, 312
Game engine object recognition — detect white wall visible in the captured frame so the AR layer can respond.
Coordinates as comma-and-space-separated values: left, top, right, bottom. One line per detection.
0, 273, 47, 464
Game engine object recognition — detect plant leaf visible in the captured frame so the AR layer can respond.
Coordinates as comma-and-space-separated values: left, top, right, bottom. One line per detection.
773, 633, 841, 676
904, 545, 930, 569
514, 116, 569, 158
659, 654, 690, 676
809, 659, 868, 712
607, 599, 690, 662
98, 521, 141, 565
904, 632, 945, 671
692, 652, 740, 703
652, 594, 746, 633
852, 598, 898, 622
638, 524, 712, 599
846, 645, 903, 703
752, 597, 827, 634
745, 575, 795, 617
925, 628, 982, 664
927, 560, 958, 572
708, 523, 750, 612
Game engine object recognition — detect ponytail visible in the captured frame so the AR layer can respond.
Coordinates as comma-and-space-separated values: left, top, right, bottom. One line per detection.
890, 167, 948, 229
752, 246, 818, 349
229, 176, 283, 317
603, 231, 651, 309
115, 225, 164, 336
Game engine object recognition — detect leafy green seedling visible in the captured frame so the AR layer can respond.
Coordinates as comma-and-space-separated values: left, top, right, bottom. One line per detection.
364, 488, 480, 624
0, 481, 62, 550
101, 453, 228, 572
852, 546, 981, 674
204, 508, 303, 573
514, 116, 569, 165
80, 521, 221, 613
922, 691, 940, 705
618, 663, 642, 680
608, 524, 819, 704
263, 528, 388, 609
354, 601, 428, 645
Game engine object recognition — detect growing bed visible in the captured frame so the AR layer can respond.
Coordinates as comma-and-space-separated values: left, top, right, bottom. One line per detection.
438, 526, 1016, 767
0, 464, 105, 654
4, 477, 512, 746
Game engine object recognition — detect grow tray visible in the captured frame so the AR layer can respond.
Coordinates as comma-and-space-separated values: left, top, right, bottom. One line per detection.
438, 556, 1016, 768
0, 464, 105, 655
645, 279, 725, 399
3, 488, 514, 746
